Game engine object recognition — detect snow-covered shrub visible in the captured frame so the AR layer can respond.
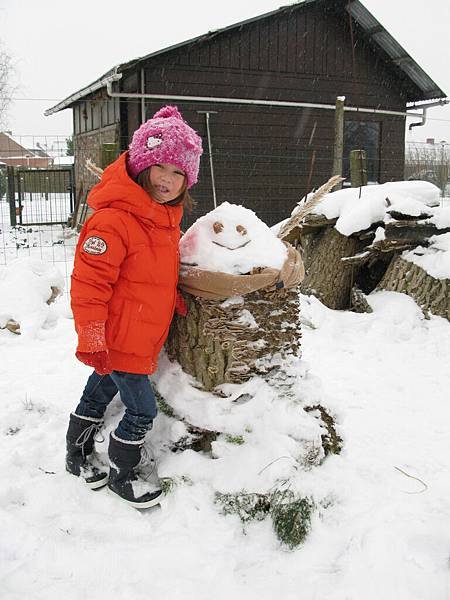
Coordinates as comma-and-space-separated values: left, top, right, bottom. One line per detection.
215, 488, 314, 549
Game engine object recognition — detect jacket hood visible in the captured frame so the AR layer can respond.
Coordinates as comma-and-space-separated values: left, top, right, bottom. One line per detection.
87, 152, 183, 228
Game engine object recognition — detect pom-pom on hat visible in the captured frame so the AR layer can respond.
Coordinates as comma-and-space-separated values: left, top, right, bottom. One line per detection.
127, 105, 203, 189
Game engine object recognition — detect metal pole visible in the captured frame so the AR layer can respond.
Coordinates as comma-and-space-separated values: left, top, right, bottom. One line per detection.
198, 111, 218, 209
140, 68, 146, 124
6, 166, 16, 226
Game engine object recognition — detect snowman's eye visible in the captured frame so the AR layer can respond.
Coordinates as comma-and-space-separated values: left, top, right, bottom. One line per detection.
236, 225, 247, 236
213, 222, 224, 234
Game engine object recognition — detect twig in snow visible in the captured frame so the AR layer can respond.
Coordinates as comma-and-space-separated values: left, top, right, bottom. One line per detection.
394, 466, 428, 494
38, 467, 56, 475
258, 456, 295, 476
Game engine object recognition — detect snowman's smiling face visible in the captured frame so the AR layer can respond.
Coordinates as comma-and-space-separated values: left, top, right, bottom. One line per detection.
179, 201, 288, 275
210, 220, 251, 250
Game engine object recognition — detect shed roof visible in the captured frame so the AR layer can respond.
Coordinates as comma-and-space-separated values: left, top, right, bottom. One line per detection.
45, 0, 446, 116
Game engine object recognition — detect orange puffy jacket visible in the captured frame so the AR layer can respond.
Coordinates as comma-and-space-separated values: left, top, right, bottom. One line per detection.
71, 152, 183, 374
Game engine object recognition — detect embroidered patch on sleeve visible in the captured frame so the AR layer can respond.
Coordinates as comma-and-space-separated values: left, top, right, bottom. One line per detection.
82, 236, 107, 255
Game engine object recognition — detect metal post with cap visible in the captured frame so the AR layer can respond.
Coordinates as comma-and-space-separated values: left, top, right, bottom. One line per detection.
197, 111, 218, 209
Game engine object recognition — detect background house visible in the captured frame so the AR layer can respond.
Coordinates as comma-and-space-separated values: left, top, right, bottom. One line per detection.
45, 0, 446, 228
0, 133, 53, 168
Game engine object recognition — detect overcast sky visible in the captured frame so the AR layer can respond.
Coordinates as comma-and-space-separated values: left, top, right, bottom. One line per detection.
1, 0, 449, 145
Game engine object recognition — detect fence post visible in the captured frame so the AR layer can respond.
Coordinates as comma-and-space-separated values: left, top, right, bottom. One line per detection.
332, 96, 345, 190
6, 166, 17, 226
350, 149, 368, 187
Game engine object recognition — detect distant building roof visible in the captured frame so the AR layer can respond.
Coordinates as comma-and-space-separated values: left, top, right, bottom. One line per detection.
28, 146, 51, 158
53, 155, 74, 165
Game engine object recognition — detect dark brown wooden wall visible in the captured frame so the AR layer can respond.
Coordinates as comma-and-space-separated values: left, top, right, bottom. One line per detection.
76, 2, 414, 227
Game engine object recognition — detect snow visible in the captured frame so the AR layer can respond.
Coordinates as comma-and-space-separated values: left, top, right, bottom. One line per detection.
428, 206, 450, 229
1, 203, 450, 599
180, 201, 287, 274
0, 257, 64, 336
52, 156, 74, 166
373, 225, 386, 242
311, 180, 442, 236
403, 233, 450, 279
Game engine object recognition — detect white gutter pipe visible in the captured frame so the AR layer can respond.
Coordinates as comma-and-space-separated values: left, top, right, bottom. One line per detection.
105, 81, 427, 119
407, 99, 449, 130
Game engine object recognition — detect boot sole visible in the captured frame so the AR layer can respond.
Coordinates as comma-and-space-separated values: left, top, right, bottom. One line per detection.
107, 487, 162, 509
66, 467, 109, 490
85, 474, 109, 490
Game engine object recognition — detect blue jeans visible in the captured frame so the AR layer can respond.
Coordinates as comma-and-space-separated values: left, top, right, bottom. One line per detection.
74, 371, 158, 442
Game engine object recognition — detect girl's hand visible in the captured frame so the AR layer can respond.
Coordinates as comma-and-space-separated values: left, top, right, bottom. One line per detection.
76, 351, 112, 375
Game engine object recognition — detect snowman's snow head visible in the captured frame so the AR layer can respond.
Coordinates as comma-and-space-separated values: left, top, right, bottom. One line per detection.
180, 202, 287, 275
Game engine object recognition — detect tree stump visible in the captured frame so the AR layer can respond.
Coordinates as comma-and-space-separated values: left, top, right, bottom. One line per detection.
166, 287, 301, 392
377, 255, 449, 320
299, 227, 362, 310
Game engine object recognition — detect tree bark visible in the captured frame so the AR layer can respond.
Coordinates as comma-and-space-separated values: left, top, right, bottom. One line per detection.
166, 288, 302, 392
377, 255, 449, 320
299, 227, 362, 310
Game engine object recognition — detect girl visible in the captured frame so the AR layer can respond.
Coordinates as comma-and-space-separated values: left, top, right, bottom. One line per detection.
66, 106, 203, 508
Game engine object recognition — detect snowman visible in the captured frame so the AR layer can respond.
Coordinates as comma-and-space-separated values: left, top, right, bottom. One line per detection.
167, 201, 305, 395
180, 201, 288, 275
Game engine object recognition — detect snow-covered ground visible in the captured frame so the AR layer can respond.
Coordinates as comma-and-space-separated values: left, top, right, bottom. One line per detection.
1, 206, 450, 599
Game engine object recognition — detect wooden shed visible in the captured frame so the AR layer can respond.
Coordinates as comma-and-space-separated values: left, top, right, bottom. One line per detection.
45, 0, 446, 228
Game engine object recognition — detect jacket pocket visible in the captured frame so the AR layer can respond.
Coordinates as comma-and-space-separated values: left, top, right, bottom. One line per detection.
107, 299, 159, 357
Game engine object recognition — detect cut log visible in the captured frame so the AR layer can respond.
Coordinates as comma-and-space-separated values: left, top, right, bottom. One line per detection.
377, 255, 449, 320
299, 227, 362, 309
166, 287, 301, 392
384, 221, 450, 243
301, 214, 339, 229
387, 209, 433, 221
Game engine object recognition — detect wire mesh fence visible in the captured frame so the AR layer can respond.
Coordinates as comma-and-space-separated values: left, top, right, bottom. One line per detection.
0, 203, 77, 299
1, 132, 449, 301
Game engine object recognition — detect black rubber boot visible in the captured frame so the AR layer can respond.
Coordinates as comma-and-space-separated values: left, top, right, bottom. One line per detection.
108, 433, 162, 508
66, 413, 109, 489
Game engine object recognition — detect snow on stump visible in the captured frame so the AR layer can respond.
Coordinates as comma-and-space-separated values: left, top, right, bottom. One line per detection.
377, 236, 449, 320
281, 180, 449, 316
166, 202, 305, 393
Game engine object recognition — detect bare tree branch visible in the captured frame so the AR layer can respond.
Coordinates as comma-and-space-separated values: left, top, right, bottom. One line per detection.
0, 42, 14, 129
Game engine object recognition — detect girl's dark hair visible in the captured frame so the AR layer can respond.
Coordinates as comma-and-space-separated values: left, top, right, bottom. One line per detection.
135, 167, 194, 212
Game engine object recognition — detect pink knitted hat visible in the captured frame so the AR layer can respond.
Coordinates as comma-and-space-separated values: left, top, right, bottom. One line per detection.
127, 105, 203, 189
